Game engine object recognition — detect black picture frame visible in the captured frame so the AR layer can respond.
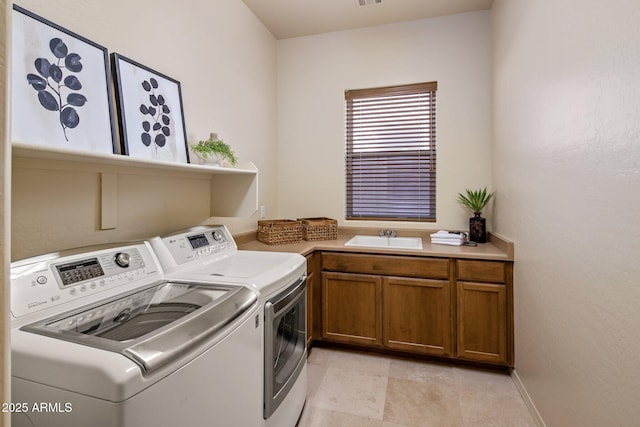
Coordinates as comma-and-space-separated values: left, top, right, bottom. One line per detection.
11, 5, 118, 154
111, 53, 190, 164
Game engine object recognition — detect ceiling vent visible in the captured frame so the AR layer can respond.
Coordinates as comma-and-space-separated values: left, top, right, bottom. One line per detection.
357, 0, 383, 7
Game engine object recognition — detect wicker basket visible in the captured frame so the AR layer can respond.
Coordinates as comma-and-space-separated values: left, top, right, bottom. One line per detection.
298, 217, 338, 241
257, 220, 303, 245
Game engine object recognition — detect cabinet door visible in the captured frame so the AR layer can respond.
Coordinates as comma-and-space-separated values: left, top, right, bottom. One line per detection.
383, 277, 451, 356
322, 272, 382, 346
457, 281, 507, 364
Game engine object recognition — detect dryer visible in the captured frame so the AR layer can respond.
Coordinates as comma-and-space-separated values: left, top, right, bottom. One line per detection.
150, 225, 308, 427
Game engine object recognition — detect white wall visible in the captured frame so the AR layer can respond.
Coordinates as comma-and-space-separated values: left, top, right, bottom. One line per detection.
492, 0, 640, 425
276, 11, 493, 231
11, 0, 277, 258
1, 1, 10, 423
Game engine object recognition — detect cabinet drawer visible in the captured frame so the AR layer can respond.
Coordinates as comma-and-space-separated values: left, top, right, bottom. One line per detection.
322, 252, 449, 279
457, 260, 506, 283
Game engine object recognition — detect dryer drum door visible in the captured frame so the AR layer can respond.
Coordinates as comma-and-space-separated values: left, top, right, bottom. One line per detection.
22, 281, 257, 373
264, 276, 307, 419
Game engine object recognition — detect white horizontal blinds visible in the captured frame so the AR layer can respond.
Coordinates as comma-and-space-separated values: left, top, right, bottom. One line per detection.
345, 82, 437, 221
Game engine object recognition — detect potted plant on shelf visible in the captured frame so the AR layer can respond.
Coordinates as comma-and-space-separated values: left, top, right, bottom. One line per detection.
189, 133, 237, 167
457, 187, 494, 243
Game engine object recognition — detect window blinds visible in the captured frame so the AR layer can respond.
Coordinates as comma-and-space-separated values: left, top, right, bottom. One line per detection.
345, 82, 437, 221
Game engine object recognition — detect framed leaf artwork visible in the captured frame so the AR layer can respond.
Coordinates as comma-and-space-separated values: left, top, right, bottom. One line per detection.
111, 53, 190, 164
11, 5, 117, 154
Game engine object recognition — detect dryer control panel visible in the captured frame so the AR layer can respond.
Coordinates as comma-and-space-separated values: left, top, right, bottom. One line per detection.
10, 242, 161, 319
150, 225, 237, 271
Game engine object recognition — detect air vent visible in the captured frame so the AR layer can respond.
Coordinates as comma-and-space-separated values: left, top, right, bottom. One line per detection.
357, 0, 383, 7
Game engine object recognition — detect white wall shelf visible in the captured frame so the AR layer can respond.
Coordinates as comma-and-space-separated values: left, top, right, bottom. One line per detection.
12, 142, 258, 176
12, 142, 259, 227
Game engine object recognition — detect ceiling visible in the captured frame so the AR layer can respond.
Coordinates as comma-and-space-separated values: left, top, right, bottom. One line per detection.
241, 0, 494, 40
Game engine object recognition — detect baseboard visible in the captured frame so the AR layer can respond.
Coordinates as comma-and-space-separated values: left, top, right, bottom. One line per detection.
511, 369, 546, 427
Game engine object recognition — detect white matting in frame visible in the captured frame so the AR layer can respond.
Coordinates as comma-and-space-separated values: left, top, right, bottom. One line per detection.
11, 5, 117, 154
111, 53, 190, 164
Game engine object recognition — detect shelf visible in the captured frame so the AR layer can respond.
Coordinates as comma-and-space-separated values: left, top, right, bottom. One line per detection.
12, 142, 259, 224
12, 142, 258, 176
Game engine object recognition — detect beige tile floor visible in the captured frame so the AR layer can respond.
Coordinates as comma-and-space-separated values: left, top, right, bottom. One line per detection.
298, 347, 537, 427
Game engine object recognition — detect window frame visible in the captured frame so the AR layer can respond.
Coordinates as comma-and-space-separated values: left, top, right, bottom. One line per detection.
345, 81, 437, 222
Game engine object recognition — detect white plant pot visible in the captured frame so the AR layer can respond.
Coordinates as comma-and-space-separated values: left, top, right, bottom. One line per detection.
193, 152, 225, 167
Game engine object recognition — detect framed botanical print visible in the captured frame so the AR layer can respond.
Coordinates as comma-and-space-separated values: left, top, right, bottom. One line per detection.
11, 5, 117, 154
111, 53, 190, 164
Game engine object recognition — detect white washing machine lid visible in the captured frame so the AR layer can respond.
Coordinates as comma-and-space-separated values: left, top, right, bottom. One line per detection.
173, 251, 306, 299
21, 280, 257, 374
193, 251, 298, 278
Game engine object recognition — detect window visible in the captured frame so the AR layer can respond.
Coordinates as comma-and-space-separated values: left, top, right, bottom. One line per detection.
345, 82, 437, 222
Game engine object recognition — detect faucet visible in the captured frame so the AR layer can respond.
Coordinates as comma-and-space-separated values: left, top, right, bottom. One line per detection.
379, 229, 397, 238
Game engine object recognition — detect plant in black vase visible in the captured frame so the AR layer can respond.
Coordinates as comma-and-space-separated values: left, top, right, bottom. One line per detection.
457, 187, 494, 243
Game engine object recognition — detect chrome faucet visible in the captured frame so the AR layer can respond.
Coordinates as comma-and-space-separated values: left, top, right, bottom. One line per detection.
379, 229, 397, 238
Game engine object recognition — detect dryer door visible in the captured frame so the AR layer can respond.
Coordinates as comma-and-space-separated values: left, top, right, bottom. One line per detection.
264, 276, 307, 418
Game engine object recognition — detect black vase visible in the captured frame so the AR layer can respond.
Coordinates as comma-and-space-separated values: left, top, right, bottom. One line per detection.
469, 212, 487, 243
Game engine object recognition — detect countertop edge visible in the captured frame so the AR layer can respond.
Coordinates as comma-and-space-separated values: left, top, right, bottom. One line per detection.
234, 227, 514, 262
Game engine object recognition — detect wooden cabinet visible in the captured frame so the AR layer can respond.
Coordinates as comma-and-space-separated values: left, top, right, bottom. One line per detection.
320, 253, 453, 355
457, 282, 507, 363
383, 277, 451, 356
322, 272, 382, 346
456, 260, 513, 365
317, 252, 514, 367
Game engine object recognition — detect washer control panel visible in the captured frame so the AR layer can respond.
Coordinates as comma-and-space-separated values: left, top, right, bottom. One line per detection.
10, 243, 160, 319
151, 225, 237, 270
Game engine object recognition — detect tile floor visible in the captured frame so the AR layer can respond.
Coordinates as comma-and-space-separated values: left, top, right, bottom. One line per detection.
298, 347, 537, 427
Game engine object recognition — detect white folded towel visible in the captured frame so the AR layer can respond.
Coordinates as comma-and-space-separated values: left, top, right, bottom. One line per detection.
431, 238, 463, 246
430, 230, 464, 240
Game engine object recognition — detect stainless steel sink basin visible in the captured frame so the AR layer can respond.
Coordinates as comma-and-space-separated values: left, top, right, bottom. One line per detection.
344, 235, 423, 250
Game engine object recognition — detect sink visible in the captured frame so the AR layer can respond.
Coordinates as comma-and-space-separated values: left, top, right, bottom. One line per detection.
344, 235, 423, 250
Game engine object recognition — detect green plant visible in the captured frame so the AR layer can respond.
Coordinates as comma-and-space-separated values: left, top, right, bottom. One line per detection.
457, 187, 494, 214
189, 137, 237, 166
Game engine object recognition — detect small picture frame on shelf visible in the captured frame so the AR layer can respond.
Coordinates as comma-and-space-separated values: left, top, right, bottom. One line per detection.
111, 53, 190, 164
11, 5, 118, 154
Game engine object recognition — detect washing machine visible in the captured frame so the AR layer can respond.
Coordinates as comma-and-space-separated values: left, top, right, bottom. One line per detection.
10, 240, 263, 427
150, 225, 308, 427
